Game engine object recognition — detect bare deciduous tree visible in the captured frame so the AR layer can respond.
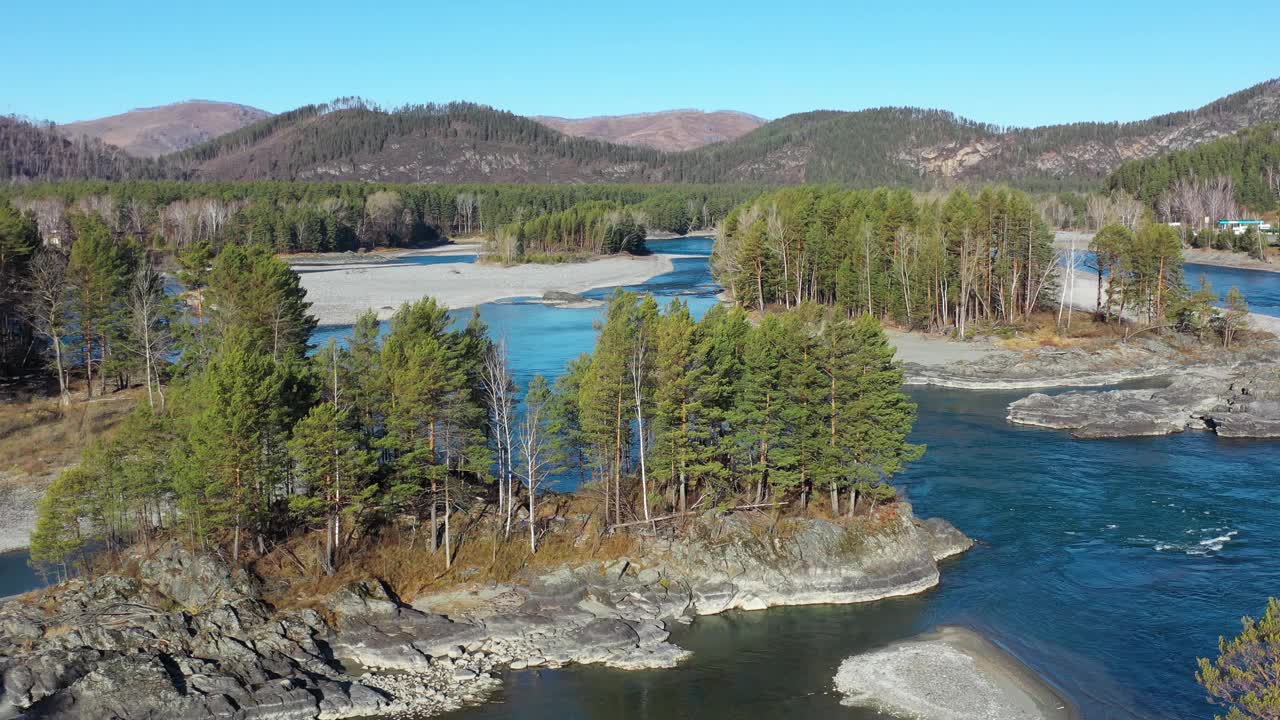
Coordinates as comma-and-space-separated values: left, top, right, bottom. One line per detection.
126, 256, 172, 410
21, 249, 72, 405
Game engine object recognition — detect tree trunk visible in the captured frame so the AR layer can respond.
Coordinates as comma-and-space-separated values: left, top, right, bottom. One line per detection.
443, 481, 451, 570
528, 456, 537, 553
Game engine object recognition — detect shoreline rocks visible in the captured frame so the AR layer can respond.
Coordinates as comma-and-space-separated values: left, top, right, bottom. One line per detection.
0, 508, 971, 720
1007, 369, 1280, 439
904, 338, 1188, 391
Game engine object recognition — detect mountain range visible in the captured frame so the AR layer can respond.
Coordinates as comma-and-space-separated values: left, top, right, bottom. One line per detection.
7, 77, 1279, 189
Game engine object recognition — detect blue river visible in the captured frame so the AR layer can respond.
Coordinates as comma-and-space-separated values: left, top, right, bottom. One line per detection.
7, 237, 1279, 719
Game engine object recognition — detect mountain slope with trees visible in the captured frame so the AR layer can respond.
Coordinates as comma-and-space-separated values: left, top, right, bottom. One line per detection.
1106, 123, 1280, 217
182, 100, 675, 184
5, 78, 1279, 188
0, 116, 179, 182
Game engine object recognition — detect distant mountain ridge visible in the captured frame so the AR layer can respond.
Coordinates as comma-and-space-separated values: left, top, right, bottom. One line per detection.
533, 110, 765, 151
60, 100, 271, 157
5, 78, 1279, 189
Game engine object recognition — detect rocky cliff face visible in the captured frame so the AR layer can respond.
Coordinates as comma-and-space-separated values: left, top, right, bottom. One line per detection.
899, 79, 1280, 183
0, 508, 969, 720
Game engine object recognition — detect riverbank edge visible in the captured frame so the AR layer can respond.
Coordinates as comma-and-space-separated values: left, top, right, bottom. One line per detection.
0, 509, 975, 720
833, 625, 1080, 720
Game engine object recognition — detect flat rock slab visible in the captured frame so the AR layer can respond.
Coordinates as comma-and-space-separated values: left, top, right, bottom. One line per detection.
833, 626, 1077, 720
1006, 369, 1280, 439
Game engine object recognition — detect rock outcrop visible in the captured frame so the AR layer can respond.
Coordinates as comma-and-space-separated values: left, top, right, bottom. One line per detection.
905, 340, 1185, 390
0, 508, 970, 720
1007, 370, 1280, 439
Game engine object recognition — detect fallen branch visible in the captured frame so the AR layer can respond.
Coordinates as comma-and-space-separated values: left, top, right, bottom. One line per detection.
1124, 323, 1175, 342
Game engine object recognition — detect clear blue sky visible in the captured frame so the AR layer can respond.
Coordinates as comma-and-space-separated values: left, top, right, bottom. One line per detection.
9, 0, 1277, 127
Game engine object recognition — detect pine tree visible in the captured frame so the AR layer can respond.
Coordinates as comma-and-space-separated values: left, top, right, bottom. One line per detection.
578, 291, 639, 526
67, 214, 134, 398
179, 329, 313, 563
203, 244, 316, 361
653, 300, 702, 512
288, 402, 376, 574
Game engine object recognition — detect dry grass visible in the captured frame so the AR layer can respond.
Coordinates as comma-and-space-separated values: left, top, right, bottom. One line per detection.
259, 494, 917, 611
0, 389, 140, 484
259, 499, 638, 609
990, 311, 1124, 351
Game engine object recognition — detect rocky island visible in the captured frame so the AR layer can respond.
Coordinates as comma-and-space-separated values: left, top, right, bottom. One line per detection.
0, 508, 970, 720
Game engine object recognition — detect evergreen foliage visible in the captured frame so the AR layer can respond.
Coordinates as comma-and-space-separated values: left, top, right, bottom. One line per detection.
1108, 124, 1280, 212
1198, 597, 1280, 720
714, 185, 1057, 334
0, 180, 754, 255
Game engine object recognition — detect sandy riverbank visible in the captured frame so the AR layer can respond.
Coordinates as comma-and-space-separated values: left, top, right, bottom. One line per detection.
286, 243, 482, 270
886, 330, 1004, 367
833, 626, 1078, 720
298, 251, 676, 325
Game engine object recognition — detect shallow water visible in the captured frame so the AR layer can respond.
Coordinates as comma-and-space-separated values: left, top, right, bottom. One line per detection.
0, 550, 45, 599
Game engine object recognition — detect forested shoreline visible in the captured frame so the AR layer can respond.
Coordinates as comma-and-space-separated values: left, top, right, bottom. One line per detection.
1107, 124, 1280, 216
713, 185, 1253, 348
713, 186, 1060, 336
0, 181, 756, 256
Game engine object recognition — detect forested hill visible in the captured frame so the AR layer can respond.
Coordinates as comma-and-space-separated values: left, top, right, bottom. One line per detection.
5, 79, 1279, 188
920, 77, 1280, 189
177, 81, 1280, 188
0, 116, 179, 182
178, 100, 675, 183
1106, 123, 1280, 213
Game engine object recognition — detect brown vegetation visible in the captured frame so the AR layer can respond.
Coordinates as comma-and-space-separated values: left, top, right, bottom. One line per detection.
0, 388, 139, 481
60, 101, 271, 158
534, 110, 765, 152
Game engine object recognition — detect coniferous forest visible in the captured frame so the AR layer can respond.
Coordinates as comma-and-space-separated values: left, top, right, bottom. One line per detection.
0, 181, 755, 256
1106, 123, 1280, 227
713, 186, 1059, 336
